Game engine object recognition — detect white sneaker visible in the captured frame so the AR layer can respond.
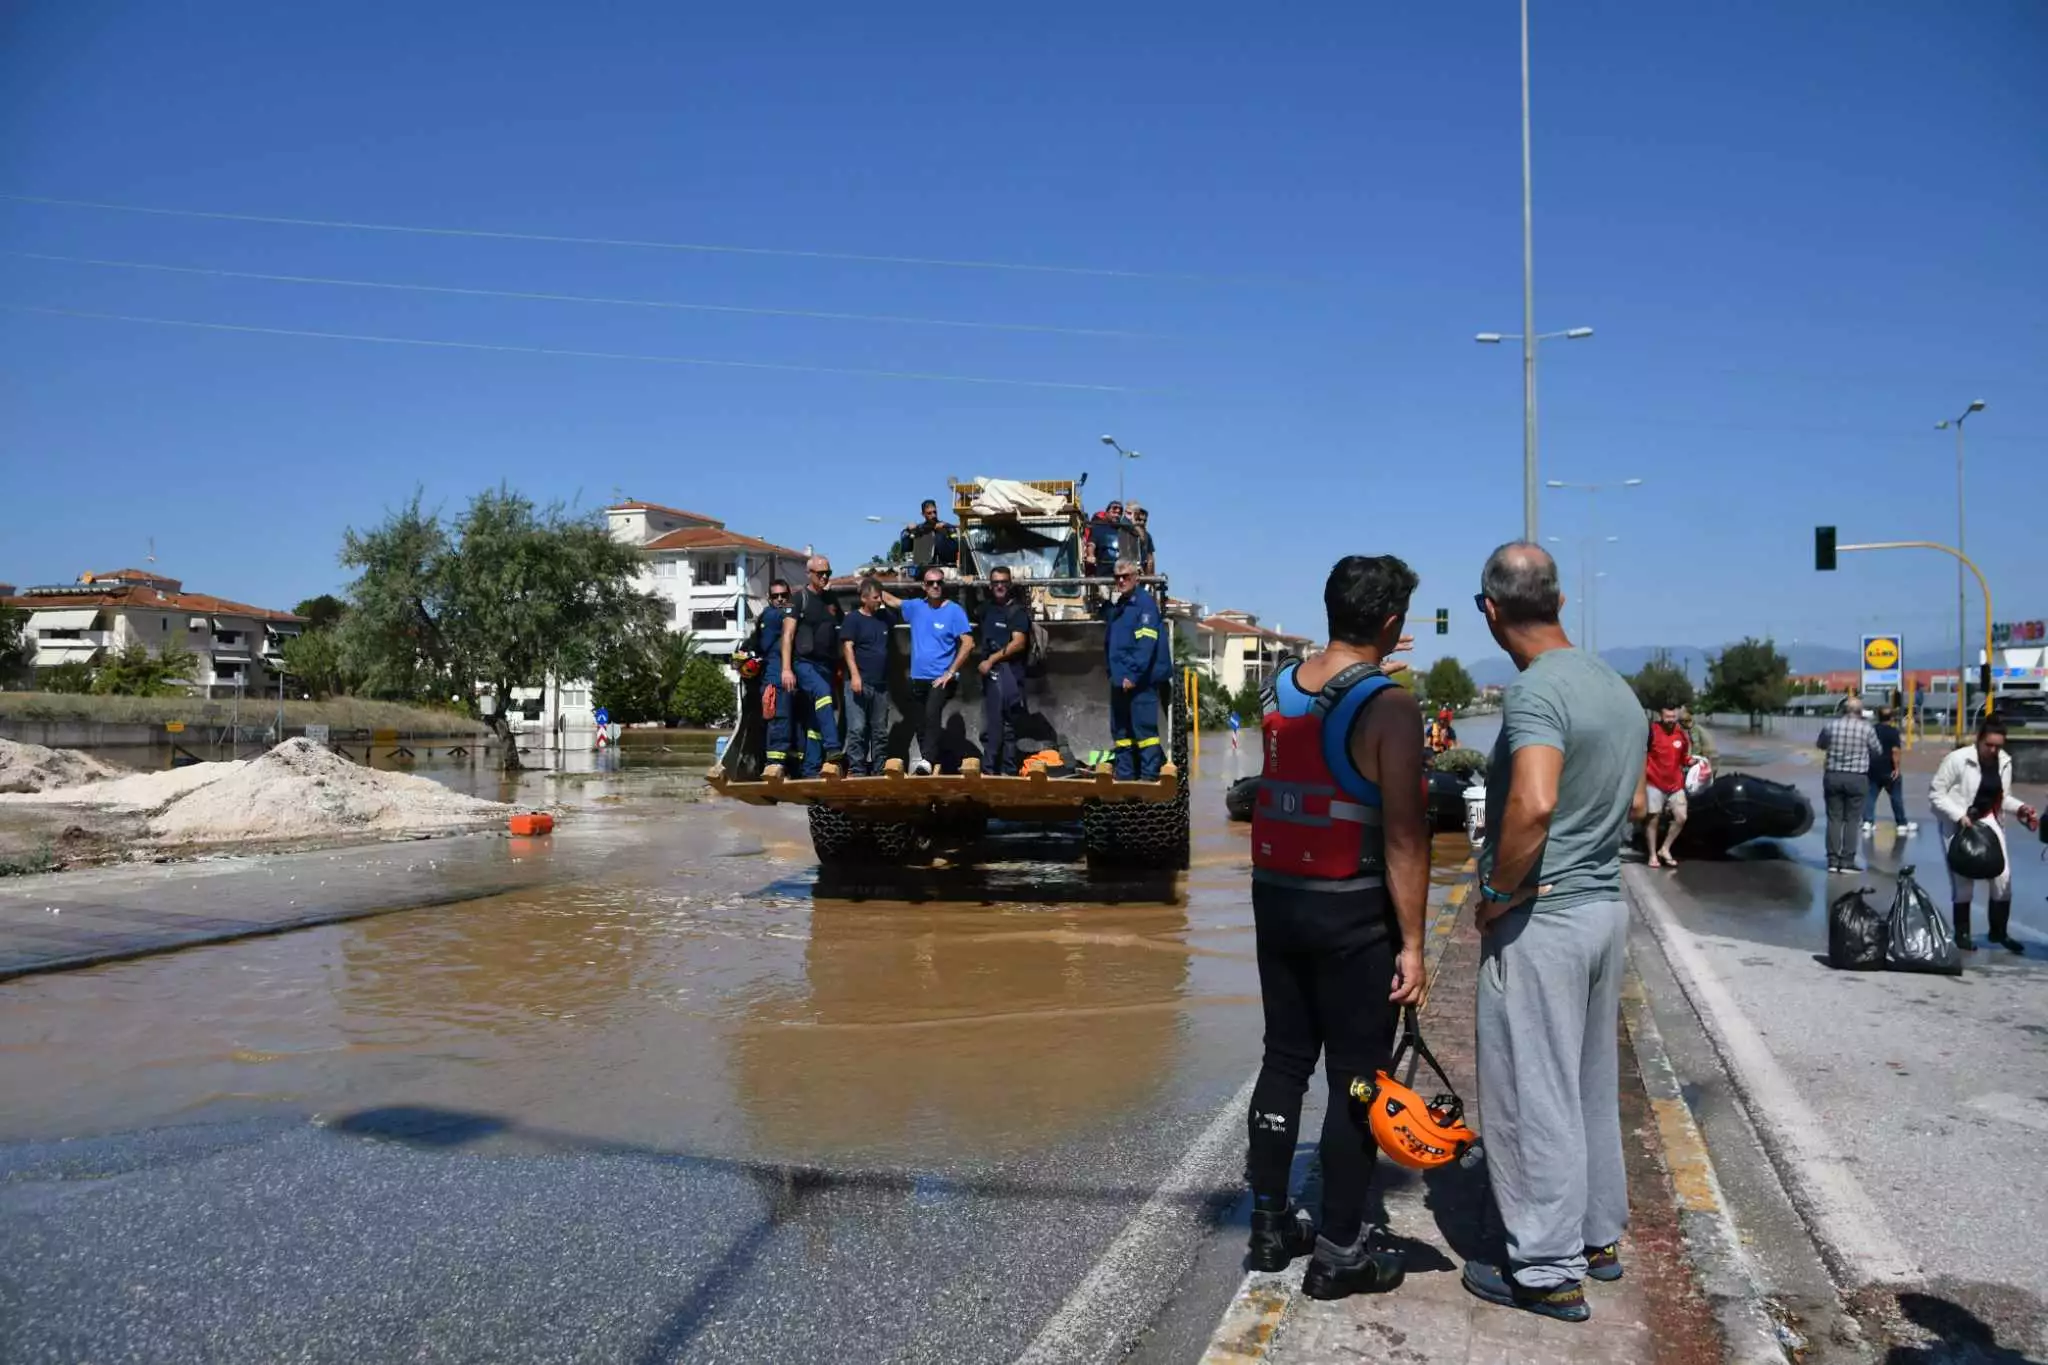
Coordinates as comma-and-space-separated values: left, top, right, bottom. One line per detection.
1896, 824, 1912, 838
1901, 821, 1918, 834
910, 759, 933, 776
1860, 822, 1875, 836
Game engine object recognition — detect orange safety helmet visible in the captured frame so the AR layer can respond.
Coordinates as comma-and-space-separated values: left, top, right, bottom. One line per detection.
1349, 1006, 1478, 1170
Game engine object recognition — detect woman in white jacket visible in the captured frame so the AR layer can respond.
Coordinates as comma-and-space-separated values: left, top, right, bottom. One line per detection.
1929, 716, 2039, 952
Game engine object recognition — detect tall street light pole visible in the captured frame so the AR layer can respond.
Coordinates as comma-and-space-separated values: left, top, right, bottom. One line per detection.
1546, 533, 1619, 652
1477, 326, 1594, 541
1935, 401, 1986, 741
1545, 478, 1641, 651
1520, 0, 1537, 542
1099, 435, 1141, 509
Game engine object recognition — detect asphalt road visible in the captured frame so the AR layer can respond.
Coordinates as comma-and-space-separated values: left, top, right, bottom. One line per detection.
0, 759, 1299, 1364
1632, 724, 2048, 1359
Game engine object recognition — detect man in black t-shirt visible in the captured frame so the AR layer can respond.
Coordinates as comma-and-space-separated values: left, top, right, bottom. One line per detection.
975, 568, 1032, 775
777, 555, 844, 776
1861, 705, 1912, 836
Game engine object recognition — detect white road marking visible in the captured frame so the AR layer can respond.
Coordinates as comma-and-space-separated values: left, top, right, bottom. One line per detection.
1627, 866, 1920, 1290
1967, 1091, 2048, 1134
1013, 1072, 1257, 1365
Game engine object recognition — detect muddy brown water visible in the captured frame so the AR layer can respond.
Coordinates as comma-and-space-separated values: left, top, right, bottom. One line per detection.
0, 758, 1479, 1162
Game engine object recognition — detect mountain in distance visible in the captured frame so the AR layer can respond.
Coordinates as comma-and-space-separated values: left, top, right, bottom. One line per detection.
1464, 642, 1862, 688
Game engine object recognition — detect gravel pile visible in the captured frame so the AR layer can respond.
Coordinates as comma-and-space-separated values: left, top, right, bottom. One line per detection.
0, 738, 128, 794
2, 738, 512, 844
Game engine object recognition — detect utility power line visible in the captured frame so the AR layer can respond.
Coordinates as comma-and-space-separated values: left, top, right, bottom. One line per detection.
3, 193, 1263, 284
4, 305, 1139, 392
7, 252, 1155, 338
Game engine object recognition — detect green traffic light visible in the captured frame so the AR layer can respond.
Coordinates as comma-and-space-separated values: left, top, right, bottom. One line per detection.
1435, 609, 1449, 636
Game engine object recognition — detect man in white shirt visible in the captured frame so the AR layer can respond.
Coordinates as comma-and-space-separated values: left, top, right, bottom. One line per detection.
1928, 716, 2040, 953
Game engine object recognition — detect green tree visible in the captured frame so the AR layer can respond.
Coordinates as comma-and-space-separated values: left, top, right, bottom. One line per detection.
280, 629, 350, 700
40, 660, 96, 694
672, 654, 737, 727
1702, 637, 1790, 730
1629, 650, 1696, 712
1232, 676, 1266, 726
1422, 656, 1477, 712
292, 594, 350, 633
337, 486, 666, 767
595, 631, 702, 725
0, 607, 31, 689
91, 641, 199, 697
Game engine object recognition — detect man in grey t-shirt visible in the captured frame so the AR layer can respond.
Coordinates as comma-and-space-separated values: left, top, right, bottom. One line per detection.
1462, 542, 1648, 1324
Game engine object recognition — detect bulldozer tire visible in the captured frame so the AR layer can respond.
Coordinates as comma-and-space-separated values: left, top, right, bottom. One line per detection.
1085, 671, 1192, 869
808, 805, 919, 866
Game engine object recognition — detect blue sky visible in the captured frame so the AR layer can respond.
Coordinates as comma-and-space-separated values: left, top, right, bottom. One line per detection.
3, 0, 2042, 671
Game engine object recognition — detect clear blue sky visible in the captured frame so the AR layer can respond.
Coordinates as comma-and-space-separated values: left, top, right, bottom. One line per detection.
3, 0, 2042, 670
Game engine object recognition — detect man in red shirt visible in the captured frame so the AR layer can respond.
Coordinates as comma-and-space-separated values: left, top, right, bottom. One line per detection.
1643, 704, 1691, 868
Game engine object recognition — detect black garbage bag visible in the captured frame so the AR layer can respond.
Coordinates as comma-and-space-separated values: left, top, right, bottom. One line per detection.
1827, 887, 1887, 970
1885, 867, 1962, 975
1945, 821, 2006, 881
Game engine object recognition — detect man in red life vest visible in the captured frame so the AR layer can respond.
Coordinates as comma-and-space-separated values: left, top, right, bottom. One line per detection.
1245, 555, 1428, 1299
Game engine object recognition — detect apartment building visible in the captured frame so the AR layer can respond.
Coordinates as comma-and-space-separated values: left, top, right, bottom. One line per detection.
3, 569, 303, 698
1190, 609, 1314, 695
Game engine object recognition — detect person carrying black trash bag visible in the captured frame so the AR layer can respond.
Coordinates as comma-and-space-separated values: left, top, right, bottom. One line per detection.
1243, 555, 1427, 1299
1929, 716, 2040, 953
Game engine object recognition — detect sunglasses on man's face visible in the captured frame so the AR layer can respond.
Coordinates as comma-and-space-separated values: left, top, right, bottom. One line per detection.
924, 578, 945, 589
770, 594, 789, 602
1116, 572, 1136, 583
1473, 593, 1489, 614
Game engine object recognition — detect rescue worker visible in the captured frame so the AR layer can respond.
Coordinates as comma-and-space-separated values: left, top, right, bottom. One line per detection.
758, 579, 797, 775
778, 556, 844, 778
1244, 554, 1428, 1298
975, 567, 1032, 775
1086, 501, 1127, 578
1102, 559, 1169, 778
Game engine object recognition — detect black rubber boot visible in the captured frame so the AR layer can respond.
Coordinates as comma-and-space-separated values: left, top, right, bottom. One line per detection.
1301, 1230, 1406, 1301
1988, 900, 2024, 954
1954, 902, 1977, 952
1246, 1204, 1316, 1272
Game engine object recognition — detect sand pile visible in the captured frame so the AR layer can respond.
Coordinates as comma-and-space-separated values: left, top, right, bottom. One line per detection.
1, 737, 512, 844
0, 738, 128, 794
146, 738, 511, 843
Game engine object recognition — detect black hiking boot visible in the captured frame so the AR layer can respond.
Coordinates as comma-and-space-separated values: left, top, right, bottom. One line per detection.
1954, 903, 1976, 952
1301, 1230, 1406, 1300
1246, 1205, 1315, 1272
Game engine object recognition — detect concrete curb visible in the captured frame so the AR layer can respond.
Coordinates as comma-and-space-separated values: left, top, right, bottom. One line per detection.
1620, 947, 1794, 1364
1623, 865, 1922, 1292
1194, 861, 1475, 1365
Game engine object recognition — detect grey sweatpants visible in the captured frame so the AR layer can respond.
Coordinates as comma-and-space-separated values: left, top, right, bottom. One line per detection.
1476, 897, 1630, 1289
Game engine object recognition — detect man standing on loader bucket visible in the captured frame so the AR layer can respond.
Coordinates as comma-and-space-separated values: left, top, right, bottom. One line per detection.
976, 567, 1031, 776
759, 579, 797, 776
1103, 558, 1169, 779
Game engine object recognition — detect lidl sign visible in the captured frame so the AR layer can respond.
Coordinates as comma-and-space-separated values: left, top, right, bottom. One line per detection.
1861, 634, 1902, 689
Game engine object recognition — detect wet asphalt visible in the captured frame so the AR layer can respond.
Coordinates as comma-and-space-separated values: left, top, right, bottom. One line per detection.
0, 749, 1299, 1364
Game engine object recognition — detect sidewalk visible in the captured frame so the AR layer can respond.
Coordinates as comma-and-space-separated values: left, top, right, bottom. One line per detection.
1200, 877, 1763, 1365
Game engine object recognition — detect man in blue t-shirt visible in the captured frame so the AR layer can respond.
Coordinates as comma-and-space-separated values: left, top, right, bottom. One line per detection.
873, 567, 973, 773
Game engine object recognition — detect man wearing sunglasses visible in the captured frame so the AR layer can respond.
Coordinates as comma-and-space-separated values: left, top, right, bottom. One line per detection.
1101, 559, 1168, 778
758, 578, 798, 774
773, 556, 845, 779
870, 567, 973, 774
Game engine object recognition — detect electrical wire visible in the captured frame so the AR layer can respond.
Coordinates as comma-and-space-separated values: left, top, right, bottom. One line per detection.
5, 251, 1158, 338
3, 305, 1140, 392
2, 193, 1263, 284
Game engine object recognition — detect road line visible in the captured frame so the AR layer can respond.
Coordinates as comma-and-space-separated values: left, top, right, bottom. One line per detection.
1193, 865, 1475, 1364
1014, 1070, 1258, 1365
1625, 866, 1921, 1290
1621, 958, 1792, 1364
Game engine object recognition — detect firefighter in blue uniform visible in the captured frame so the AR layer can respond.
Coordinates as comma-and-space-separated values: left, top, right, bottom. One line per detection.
975, 567, 1032, 775
1102, 557, 1169, 778
757, 578, 797, 775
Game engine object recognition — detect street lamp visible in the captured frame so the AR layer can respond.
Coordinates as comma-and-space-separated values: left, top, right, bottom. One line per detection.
1935, 401, 1986, 736
1546, 532, 1620, 652
1099, 434, 1142, 508
1475, 327, 1596, 541
1543, 478, 1640, 651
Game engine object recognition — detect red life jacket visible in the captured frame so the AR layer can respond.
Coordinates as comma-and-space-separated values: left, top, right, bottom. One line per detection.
1252, 662, 1394, 884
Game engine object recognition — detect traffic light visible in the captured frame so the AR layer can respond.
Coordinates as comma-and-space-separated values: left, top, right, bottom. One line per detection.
1435, 608, 1449, 636
1815, 526, 1836, 571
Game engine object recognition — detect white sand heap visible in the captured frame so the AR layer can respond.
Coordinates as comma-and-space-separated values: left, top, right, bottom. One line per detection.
0, 737, 128, 794
1, 737, 514, 844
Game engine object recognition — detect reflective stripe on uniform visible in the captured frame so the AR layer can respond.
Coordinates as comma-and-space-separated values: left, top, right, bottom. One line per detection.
1114, 738, 1134, 747
807, 730, 822, 741
766, 750, 788, 760
1133, 627, 1159, 640
811, 696, 833, 709
1328, 800, 1381, 825
1137, 736, 1160, 748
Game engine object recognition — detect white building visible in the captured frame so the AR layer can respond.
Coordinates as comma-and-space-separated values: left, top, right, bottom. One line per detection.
508, 502, 807, 737
1189, 609, 1314, 695
3, 569, 303, 698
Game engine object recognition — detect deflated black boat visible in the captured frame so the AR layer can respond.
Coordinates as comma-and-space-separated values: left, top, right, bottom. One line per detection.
1649, 772, 1814, 857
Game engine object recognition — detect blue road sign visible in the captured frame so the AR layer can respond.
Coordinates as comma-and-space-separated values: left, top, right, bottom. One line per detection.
592, 707, 610, 727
